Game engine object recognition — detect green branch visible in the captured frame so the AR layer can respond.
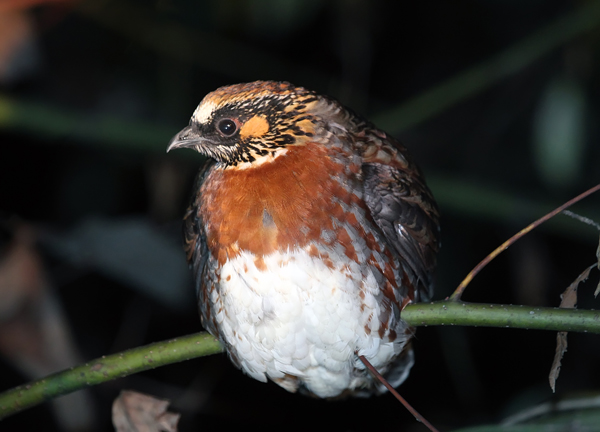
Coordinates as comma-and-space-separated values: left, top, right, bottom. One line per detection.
0, 332, 223, 421
1, 301, 599, 421
402, 301, 600, 333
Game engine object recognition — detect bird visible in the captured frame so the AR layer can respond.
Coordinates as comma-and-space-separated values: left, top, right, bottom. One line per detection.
167, 81, 440, 398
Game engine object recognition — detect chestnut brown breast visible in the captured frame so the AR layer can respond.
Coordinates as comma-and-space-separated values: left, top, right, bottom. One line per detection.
199, 142, 366, 265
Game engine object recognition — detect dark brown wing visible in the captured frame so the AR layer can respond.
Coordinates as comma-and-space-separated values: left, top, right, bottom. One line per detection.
361, 134, 440, 301
183, 159, 216, 299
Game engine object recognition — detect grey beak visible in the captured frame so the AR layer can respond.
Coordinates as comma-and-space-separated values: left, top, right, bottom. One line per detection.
167, 125, 209, 153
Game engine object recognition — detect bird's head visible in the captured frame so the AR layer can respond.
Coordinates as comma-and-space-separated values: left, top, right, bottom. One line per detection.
167, 81, 344, 167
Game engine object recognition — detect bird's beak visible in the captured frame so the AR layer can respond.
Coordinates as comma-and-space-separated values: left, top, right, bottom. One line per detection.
167, 125, 210, 153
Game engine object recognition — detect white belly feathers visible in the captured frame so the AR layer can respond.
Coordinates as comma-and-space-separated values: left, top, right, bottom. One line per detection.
210, 246, 407, 398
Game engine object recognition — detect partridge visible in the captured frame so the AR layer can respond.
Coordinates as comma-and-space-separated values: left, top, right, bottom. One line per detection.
167, 81, 440, 398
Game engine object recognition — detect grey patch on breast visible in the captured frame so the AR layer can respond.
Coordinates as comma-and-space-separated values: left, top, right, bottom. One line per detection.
320, 229, 335, 243
262, 209, 277, 229
299, 225, 311, 236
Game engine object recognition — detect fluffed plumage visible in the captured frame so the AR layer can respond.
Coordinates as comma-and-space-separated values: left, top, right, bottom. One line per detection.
168, 81, 440, 398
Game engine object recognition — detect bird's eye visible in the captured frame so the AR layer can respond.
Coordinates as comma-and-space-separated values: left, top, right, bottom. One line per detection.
217, 119, 238, 136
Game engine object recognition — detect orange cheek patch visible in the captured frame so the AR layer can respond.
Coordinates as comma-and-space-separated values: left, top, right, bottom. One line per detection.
240, 115, 269, 138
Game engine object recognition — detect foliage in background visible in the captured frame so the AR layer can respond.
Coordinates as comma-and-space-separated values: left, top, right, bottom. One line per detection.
1, 1, 600, 431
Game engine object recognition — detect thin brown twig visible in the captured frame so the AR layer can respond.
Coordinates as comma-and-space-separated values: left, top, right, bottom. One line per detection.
449, 183, 600, 302
358, 355, 440, 432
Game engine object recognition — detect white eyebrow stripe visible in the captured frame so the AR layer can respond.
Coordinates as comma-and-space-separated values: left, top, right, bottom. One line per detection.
192, 100, 218, 124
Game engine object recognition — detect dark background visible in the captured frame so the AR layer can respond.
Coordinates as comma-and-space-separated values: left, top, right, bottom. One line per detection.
1, 1, 600, 431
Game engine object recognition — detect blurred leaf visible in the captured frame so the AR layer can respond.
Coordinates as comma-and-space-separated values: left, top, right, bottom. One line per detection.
455, 393, 600, 431
0, 224, 94, 431
549, 264, 594, 392
0, 0, 75, 12
0, 7, 36, 84
40, 217, 193, 309
112, 390, 179, 432
0, 0, 74, 83
533, 77, 586, 189
549, 331, 568, 394
559, 266, 585, 310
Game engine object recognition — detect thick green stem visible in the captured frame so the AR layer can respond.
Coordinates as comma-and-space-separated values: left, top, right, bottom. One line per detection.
1, 301, 599, 421
0, 332, 223, 420
402, 301, 600, 333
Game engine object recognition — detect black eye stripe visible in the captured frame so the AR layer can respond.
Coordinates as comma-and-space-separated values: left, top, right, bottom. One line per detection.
217, 119, 237, 136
